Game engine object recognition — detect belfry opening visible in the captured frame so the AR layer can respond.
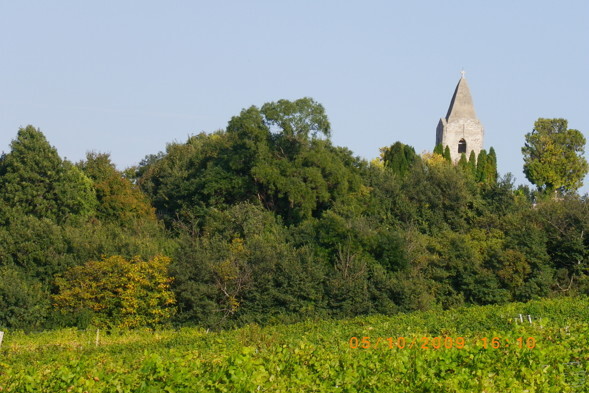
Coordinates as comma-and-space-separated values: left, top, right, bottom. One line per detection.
458, 139, 466, 154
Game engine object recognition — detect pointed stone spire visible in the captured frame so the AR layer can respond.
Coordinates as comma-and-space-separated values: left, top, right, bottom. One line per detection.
436, 72, 484, 162
445, 74, 477, 121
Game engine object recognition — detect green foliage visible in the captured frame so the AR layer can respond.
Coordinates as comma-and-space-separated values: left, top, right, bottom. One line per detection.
79, 152, 156, 226
468, 150, 477, 177
400, 157, 475, 233
138, 99, 362, 225
2, 297, 589, 392
433, 143, 444, 156
532, 196, 589, 293
0, 213, 168, 281
260, 97, 331, 141
457, 152, 468, 172
522, 118, 588, 193
422, 230, 508, 307
381, 141, 418, 177
252, 141, 361, 224
472, 148, 498, 185
171, 203, 328, 328
53, 255, 176, 328
476, 149, 488, 182
4, 99, 589, 338
0, 265, 49, 330
443, 145, 452, 162
0, 125, 97, 223
0, 215, 73, 281
485, 147, 498, 185
137, 132, 234, 224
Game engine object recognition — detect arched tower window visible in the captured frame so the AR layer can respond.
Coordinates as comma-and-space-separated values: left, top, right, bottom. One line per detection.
458, 139, 467, 154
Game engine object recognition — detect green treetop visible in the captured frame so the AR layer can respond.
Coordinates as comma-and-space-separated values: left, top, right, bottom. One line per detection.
443, 146, 452, 163
381, 141, 417, 177
0, 126, 96, 222
485, 147, 498, 185
79, 152, 156, 226
476, 149, 488, 183
522, 118, 588, 194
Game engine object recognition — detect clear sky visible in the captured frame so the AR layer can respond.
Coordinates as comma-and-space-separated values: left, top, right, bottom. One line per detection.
1, 1, 588, 192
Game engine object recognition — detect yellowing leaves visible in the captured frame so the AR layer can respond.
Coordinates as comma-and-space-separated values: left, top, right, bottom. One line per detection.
421, 152, 449, 168
53, 255, 176, 329
212, 237, 252, 315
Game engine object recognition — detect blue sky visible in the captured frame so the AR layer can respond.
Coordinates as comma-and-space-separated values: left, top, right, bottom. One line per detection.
1, 1, 588, 191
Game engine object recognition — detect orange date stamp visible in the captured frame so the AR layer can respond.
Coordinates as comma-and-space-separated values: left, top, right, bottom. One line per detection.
349, 336, 536, 350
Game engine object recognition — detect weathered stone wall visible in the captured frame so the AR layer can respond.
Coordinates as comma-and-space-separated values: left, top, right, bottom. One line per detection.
436, 117, 484, 162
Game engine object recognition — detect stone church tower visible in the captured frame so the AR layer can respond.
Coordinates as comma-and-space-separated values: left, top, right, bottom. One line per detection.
436, 73, 484, 162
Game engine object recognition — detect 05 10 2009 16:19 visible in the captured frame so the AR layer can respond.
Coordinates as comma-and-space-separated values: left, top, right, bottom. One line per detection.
348, 336, 537, 350
348, 336, 466, 350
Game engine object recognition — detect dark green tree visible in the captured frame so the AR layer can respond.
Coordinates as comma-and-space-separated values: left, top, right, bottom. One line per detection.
468, 150, 477, 177
138, 98, 362, 226
476, 149, 488, 183
401, 157, 475, 233
485, 147, 498, 185
433, 144, 444, 156
381, 142, 417, 177
0, 126, 96, 222
0, 265, 49, 330
533, 196, 589, 294
171, 203, 328, 327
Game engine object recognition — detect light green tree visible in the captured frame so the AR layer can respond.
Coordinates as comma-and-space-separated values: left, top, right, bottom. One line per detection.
522, 118, 588, 193
443, 145, 452, 163
457, 153, 469, 173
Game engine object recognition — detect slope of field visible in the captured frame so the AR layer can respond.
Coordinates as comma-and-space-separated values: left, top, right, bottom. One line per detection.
1, 296, 588, 392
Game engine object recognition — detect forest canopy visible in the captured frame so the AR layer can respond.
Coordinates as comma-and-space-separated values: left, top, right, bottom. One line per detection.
0, 99, 588, 331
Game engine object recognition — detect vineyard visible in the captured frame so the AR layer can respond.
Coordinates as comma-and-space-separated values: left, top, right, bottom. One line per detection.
1, 296, 588, 392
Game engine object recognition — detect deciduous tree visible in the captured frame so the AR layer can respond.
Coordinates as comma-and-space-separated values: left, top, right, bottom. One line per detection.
53, 255, 176, 328
79, 152, 156, 226
522, 118, 588, 193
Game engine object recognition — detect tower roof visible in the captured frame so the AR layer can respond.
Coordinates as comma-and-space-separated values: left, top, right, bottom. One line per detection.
444, 75, 478, 121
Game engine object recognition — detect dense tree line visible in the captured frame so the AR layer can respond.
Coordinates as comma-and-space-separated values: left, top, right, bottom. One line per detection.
0, 99, 588, 331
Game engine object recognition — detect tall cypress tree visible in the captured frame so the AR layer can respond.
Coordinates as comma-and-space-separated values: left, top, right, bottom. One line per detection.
485, 147, 498, 184
443, 146, 452, 163
433, 144, 444, 156
468, 151, 477, 177
476, 149, 488, 183
385, 142, 408, 175
382, 141, 417, 177
403, 144, 417, 167
457, 153, 469, 172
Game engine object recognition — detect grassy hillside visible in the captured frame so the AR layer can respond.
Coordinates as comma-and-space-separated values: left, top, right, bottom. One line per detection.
1, 296, 588, 392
